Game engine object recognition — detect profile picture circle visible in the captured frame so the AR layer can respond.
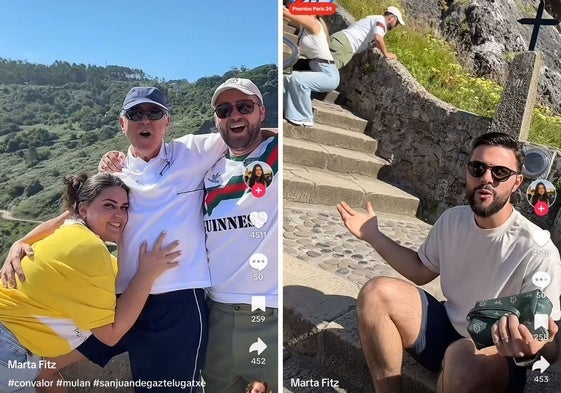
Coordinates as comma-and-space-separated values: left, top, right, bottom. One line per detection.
244, 161, 273, 188
526, 179, 556, 207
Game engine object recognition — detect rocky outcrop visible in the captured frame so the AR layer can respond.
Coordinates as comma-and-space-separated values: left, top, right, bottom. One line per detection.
401, 0, 561, 114
545, 0, 561, 23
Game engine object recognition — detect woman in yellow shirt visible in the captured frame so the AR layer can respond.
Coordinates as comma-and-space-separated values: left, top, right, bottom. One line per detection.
0, 173, 179, 392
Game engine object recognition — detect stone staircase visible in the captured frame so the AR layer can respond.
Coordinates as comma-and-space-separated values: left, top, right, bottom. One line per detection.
282, 88, 443, 392
282, 14, 419, 216
282, 13, 424, 393
283, 100, 420, 216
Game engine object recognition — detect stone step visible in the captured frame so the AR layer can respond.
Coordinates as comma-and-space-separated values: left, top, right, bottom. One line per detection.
283, 254, 437, 393
284, 21, 298, 35
283, 349, 360, 392
283, 120, 378, 154
283, 249, 561, 393
312, 90, 340, 104
284, 137, 387, 178
283, 163, 420, 216
313, 100, 368, 133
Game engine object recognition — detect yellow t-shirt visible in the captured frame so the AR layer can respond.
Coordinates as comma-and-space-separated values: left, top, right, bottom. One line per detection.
0, 222, 117, 357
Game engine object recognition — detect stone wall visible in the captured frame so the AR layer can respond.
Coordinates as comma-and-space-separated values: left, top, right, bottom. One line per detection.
333, 48, 491, 222
324, 11, 561, 241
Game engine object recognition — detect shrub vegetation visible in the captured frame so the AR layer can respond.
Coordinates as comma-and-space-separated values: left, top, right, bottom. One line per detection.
337, 0, 561, 148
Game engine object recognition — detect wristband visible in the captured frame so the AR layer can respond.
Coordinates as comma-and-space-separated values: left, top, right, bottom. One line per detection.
513, 354, 539, 367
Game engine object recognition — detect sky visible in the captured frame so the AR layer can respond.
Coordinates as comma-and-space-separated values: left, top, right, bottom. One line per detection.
0, 0, 279, 82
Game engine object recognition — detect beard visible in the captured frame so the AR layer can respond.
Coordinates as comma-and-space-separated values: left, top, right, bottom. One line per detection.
466, 184, 511, 218
218, 118, 262, 152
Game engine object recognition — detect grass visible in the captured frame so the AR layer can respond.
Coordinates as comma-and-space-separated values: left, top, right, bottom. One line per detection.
336, 0, 561, 149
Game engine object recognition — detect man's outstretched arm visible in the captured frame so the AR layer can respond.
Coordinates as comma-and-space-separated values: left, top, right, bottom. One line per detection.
337, 201, 438, 285
373, 34, 397, 59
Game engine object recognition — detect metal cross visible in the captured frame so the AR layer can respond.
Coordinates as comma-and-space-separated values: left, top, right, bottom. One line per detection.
518, 0, 559, 51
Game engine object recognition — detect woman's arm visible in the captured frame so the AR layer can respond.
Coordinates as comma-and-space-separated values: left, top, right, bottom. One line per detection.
283, 7, 321, 34
91, 232, 180, 346
1, 211, 70, 288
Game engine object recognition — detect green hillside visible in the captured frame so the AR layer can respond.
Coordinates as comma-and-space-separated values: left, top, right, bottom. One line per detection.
0, 60, 278, 259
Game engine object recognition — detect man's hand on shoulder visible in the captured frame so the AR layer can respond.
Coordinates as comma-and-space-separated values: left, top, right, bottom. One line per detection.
99, 151, 125, 173
1, 241, 33, 288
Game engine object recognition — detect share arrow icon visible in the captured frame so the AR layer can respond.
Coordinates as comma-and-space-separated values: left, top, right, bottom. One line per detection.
532, 356, 550, 373
249, 337, 267, 356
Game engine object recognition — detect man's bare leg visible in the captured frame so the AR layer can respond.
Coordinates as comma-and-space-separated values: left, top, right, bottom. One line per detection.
356, 276, 424, 393
438, 338, 509, 393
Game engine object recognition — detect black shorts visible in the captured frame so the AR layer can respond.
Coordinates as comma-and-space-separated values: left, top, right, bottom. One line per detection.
406, 289, 527, 393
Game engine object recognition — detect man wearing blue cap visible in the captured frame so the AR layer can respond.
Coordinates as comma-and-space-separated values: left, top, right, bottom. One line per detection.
2, 86, 227, 392
84, 86, 228, 391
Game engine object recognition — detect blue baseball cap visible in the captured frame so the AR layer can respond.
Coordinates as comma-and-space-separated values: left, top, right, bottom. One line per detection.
122, 87, 169, 111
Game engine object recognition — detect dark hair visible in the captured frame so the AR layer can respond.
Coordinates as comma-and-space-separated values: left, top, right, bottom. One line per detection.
245, 380, 270, 393
471, 132, 525, 171
531, 182, 549, 205
63, 173, 129, 218
252, 164, 263, 175
248, 164, 268, 187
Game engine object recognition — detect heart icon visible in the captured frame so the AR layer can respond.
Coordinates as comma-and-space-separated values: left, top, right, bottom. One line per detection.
250, 211, 268, 229
532, 229, 550, 247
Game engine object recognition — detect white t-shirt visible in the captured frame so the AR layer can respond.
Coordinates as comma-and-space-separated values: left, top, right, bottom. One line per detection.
203, 135, 278, 307
418, 205, 561, 336
115, 133, 226, 294
342, 15, 387, 54
299, 20, 334, 61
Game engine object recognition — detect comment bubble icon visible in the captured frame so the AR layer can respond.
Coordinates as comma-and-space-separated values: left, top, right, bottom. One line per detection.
532, 271, 551, 291
249, 253, 268, 271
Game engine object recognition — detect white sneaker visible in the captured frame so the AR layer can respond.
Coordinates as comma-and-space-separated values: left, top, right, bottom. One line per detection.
286, 118, 313, 127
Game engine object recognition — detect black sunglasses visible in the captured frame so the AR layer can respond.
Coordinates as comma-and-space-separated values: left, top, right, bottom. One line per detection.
125, 108, 166, 121
214, 99, 259, 119
467, 161, 519, 182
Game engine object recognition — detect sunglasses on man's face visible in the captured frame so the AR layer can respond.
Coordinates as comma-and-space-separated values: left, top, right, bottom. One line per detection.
214, 99, 259, 119
125, 108, 166, 121
467, 160, 519, 182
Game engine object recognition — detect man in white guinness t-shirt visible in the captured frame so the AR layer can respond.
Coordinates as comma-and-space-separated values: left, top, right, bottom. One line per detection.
202, 78, 278, 393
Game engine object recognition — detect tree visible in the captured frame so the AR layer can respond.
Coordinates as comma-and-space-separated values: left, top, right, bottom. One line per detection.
24, 180, 43, 196
26, 146, 39, 167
